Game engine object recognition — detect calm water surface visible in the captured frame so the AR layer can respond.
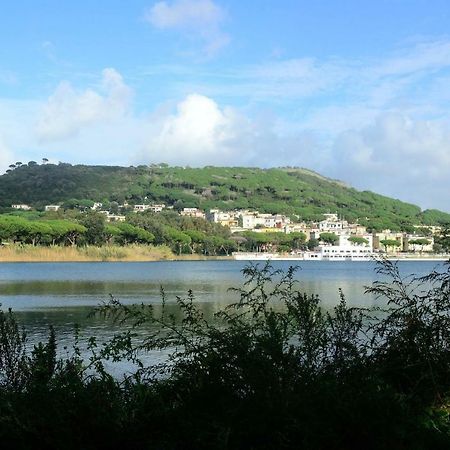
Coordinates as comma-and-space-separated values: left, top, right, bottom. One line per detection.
0, 260, 444, 346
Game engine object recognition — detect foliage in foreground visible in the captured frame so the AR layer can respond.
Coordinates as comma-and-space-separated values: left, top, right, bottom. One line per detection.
1, 261, 450, 449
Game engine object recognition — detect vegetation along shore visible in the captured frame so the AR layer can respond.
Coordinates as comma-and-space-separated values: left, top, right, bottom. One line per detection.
1, 261, 450, 449
1, 163, 450, 263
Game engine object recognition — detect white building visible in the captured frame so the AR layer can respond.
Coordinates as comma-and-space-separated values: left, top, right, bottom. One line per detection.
318, 232, 374, 260
319, 245, 373, 260
180, 208, 205, 219
405, 235, 434, 252
11, 204, 31, 210
45, 205, 60, 212
106, 214, 126, 222
148, 204, 165, 213
207, 209, 239, 227
318, 213, 348, 232
239, 212, 290, 230
134, 204, 151, 212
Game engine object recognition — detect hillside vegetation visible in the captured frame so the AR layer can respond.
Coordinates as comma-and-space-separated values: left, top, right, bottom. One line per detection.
1, 162, 449, 230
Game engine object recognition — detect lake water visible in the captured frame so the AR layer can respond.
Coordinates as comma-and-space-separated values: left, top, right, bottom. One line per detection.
0, 259, 446, 349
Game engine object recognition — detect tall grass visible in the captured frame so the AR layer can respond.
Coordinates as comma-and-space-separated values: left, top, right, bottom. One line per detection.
0, 244, 174, 262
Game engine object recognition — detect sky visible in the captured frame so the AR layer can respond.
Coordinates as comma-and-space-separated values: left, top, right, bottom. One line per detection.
1, 1, 450, 211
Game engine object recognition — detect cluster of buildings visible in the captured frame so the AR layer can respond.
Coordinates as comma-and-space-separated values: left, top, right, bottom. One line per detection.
207, 210, 437, 255
10, 203, 438, 254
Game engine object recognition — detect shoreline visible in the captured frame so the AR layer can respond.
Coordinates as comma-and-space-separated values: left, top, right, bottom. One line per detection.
0, 246, 447, 263
0, 244, 236, 263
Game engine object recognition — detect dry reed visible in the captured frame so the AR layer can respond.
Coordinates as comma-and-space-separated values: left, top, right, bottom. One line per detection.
0, 244, 174, 262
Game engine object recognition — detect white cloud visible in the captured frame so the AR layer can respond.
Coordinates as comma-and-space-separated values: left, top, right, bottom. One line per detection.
372, 39, 450, 78
140, 94, 250, 164
330, 114, 450, 209
137, 93, 327, 169
145, 0, 229, 56
147, 0, 223, 28
35, 68, 132, 141
3, 36, 450, 211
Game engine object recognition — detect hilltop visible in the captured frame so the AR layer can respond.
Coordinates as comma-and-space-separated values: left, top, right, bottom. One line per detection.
1, 162, 449, 231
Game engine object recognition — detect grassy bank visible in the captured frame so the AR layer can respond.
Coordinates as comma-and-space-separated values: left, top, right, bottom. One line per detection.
0, 244, 176, 262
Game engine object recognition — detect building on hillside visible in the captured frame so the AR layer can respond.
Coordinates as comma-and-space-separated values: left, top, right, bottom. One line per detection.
180, 208, 205, 219
285, 223, 313, 240
91, 202, 103, 210
133, 204, 151, 212
45, 205, 60, 212
413, 225, 441, 235
207, 209, 239, 227
347, 223, 368, 235
252, 227, 285, 234
239, 211, 290, 230
106, 214, 126, 222
372, 232, 404, 253
239, 212, 264, 229
148, 204, 165, 213
318, 213, 349, 232
404, 235, 434, 252
11, 204, 31, 210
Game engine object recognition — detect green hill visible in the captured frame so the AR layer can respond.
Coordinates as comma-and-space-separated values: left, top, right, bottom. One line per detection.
1, 162, 449, 231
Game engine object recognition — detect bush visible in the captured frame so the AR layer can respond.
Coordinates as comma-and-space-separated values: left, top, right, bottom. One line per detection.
1, 260, 450, 448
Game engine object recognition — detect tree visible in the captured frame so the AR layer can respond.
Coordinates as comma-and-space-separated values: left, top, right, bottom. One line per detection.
79, 212, 106, 245
45, 220, 86, 246
435, 224, 450, 253
163, 226, 191, 254
408, 238, 431, 253
185, 229, 207, 253
319, 232, 339, 245
379, 239, 401, 252
115, 223, 154, 245
307, 238, 319, 250
348, 236, 369, 246
288, 232, 307, 250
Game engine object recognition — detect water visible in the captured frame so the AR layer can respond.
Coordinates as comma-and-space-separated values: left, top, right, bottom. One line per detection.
0, 259, 445, 349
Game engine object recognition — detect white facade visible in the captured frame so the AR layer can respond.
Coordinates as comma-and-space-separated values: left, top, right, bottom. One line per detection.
240, 212, 290, 230
106, 214, 126, 222
319, 217, 348, 232
406, 236, 434, 252
319, 245, 373, 260
318, 232, 374, 260
11, 204, 31, 210
148, 204, 165, 213
134, 204, 151, 212
180, 208, 205, 218
45, 205, 60, 212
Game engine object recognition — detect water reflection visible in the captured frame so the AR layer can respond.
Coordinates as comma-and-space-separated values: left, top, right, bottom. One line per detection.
0, 260, 443, 349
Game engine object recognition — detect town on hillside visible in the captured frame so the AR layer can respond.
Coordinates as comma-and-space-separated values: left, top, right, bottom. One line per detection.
10, 202, 442, 260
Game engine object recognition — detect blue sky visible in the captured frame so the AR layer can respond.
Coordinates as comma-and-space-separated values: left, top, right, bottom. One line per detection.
1, 1, 450, 211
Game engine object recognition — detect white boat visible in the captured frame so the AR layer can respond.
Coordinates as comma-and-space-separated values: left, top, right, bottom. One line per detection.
233, 252, 279, 261
232, 246, 376, 261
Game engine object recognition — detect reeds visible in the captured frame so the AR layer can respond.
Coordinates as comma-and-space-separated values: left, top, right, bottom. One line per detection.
0, 244, 174, 262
